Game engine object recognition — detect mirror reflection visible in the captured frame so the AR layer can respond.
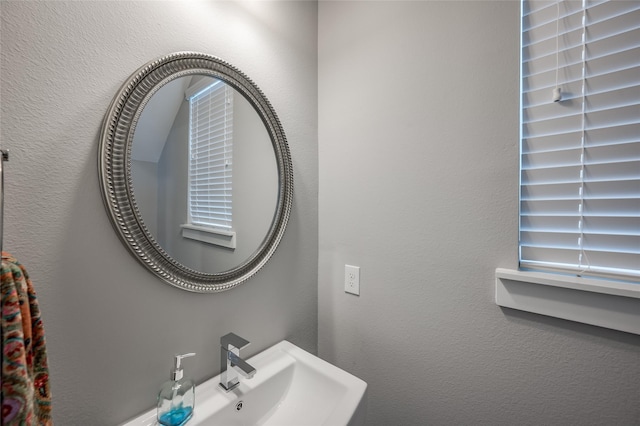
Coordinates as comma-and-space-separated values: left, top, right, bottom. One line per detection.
131, 76, 278, 274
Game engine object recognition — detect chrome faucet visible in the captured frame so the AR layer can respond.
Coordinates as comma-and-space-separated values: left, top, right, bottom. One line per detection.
219, 332, 256, 392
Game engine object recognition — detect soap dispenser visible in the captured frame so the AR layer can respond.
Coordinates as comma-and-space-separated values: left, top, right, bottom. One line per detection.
157, 352, 196, 426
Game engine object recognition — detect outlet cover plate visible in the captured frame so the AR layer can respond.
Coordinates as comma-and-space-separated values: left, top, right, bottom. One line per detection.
345, 265, 360, 295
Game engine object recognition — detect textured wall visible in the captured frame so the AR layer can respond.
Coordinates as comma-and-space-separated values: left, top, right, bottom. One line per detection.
318, 2, 640, 425
0, 1, 317, 424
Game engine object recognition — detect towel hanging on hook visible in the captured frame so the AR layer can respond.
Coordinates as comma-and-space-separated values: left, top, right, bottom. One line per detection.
0, 149, 8, 255
1, 252, 53, 425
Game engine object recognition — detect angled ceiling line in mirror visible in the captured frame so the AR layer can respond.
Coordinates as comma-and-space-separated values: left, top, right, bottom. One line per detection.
99, 52, 293, 293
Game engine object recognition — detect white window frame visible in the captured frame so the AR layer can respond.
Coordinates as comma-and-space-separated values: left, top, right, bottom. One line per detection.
181, 78, 236, 249
496, 0, 640, 335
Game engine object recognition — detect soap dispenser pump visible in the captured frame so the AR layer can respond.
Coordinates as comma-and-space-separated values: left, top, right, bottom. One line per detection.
157, 352, 196, 426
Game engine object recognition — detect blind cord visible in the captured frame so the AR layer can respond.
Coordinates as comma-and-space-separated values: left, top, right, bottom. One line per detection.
553, 0, 562, 102
577, 0, 591, 277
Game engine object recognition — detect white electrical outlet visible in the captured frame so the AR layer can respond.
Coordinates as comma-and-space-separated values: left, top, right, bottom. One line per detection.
344, 265, 360, 295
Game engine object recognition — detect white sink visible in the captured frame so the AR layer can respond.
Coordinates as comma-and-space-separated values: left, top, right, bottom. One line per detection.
122, 340, 367, 426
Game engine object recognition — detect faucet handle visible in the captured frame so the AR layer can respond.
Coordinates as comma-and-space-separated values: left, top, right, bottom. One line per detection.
221, 332, 250, 350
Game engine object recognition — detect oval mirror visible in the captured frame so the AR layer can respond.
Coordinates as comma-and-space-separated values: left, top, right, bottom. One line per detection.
99, 52, 293, 292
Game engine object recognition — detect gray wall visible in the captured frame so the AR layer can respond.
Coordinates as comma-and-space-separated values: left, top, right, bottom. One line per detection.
318, 2, 640, 425
0, 1, 318, 425
131, 159, 159, 236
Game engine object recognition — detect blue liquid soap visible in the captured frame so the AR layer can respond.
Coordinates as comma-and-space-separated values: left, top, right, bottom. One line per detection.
158, 404, 193, 426
157, 353, 196, 426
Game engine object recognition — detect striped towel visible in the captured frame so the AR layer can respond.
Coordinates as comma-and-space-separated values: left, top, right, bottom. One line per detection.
1, 252, 52, 425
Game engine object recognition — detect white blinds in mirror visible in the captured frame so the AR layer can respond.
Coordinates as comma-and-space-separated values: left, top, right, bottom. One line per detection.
520, 0, 640, 280
188, 81, 234, 230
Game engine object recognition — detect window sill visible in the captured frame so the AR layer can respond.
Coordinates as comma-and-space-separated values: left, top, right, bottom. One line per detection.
495, 268, 640, 335
180, 224, 236, 249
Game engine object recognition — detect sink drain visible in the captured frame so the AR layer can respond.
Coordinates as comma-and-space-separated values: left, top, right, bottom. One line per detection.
236, 401, 244, 411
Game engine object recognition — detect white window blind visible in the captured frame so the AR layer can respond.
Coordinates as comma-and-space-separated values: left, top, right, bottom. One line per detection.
520, 0, 640, 281
188, 80, 234, 230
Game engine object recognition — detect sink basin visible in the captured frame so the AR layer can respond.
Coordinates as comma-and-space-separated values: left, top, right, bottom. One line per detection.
121, 340, 367, 426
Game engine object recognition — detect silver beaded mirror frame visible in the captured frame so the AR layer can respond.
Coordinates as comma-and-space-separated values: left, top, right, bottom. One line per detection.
98, 52, 293, 292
